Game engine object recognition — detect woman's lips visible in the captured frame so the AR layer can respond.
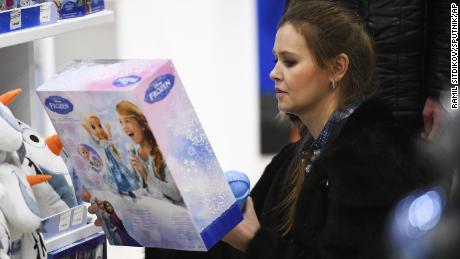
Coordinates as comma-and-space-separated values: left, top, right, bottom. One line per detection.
275, 88, 287, 93
276, 88, 287, 98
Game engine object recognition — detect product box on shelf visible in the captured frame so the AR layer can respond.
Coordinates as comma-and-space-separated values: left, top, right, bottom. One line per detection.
47, 231, 106, 259
53, 0, 84, 19
0, 2, 58, 34
36, 60, 243, 251
85, 0, 103, 14
51, 0, 104, 19
40, 204, 88, 240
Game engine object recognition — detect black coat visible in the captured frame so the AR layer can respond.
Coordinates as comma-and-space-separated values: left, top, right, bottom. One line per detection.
146, 98, 433, 259
245, 97, 431, 259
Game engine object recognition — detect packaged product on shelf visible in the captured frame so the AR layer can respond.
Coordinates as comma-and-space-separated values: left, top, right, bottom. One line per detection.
85, 0, 104, 14
4, 0, 17, 9
50, 0, 85, 19
47, 231, 106, 259
0, 1, 58, 34
37, 60, 243, 251
17, 0, 39, 7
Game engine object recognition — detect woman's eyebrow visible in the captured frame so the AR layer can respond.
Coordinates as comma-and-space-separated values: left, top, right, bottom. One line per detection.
272, 49, 300, 58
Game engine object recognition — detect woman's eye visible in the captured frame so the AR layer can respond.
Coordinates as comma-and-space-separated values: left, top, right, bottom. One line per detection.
284, 60, 297, 67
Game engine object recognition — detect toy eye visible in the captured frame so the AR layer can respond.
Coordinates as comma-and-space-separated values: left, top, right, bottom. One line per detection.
23, 129, 45, 148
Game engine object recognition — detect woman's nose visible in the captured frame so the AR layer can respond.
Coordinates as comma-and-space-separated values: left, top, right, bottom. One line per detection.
269, 63, 281, 82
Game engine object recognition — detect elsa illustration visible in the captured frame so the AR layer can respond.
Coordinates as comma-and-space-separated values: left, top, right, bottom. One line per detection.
82, 114, 139, 198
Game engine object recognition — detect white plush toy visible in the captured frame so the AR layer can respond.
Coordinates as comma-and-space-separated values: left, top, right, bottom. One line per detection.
0, 89, 52, 259
0, 184, 11, 259
1, 89, 78, 218
19, 125, 78, 217
0, 164, 50, 259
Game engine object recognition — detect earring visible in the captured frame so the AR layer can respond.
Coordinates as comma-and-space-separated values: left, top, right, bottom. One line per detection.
331, 80, 336, 90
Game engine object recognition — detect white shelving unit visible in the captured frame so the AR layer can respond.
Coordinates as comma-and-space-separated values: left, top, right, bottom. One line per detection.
0, 7, 114, 257
0, 9, 114, 125
0, 10, 113, 49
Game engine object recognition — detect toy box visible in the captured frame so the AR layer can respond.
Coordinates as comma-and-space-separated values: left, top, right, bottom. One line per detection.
41, 205, 88, 240
36, 60, 243, 251
0, 2, 58, 34
47, 232, 106, 259
50, 0, 105, 19
85, 0, 103, 14
53, 0, 85, 19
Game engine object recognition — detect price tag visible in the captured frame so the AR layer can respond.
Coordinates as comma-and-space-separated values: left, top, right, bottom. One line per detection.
72, 206, 84, 226
10, 9, 21, 30
59, 210, 71, 231
40, 4, 51, 23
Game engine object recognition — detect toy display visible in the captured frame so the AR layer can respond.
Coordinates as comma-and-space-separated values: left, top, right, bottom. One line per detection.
47, 232, 106, 259
50, 0, 104, 19
37, 59, 243, 251
0, 89, 84, 258
0, 89, 52, 258
84, 0, 103, 14
0, 2, 58, 35
3, 89, 78, 218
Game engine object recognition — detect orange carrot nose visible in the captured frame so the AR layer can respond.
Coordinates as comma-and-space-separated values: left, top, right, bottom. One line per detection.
46, 134, 63, 156
27, 175, 52, 186
0, 88, 22, 106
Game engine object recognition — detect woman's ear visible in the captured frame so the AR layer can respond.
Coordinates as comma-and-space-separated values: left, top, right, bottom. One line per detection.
330, 53, 349, 82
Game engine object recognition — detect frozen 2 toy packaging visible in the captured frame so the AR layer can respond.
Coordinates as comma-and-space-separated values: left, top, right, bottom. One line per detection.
36, 60, 243, 251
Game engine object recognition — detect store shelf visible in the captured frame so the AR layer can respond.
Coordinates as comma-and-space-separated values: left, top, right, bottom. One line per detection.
0, 9, 113, 49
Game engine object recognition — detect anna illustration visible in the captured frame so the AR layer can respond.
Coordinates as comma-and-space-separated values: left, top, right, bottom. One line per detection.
115, 101, 183, 204
82, 114, 139, 198
101, 200, 139, 246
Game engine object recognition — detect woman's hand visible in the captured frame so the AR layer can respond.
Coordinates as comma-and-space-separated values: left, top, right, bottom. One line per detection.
85, 191, 105, 227
222, 197, 261, 252
88, 203, 103, 227
130, 155, 148, 179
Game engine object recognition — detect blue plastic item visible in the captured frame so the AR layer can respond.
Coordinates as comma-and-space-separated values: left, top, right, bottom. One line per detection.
224, 170, 250, 211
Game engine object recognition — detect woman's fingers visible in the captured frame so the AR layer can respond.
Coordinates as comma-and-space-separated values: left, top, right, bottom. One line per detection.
244, 197, 257, 219
95, 218, 102, 227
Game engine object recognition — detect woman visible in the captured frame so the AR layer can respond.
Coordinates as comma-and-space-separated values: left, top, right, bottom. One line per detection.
115, 100, 183, 203
137, 1, 430, 257
220, 1, 429, 258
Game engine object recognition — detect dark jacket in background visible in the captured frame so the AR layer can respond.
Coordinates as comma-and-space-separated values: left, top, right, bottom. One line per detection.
285, 0, 452, 135
146, 97, 433, 259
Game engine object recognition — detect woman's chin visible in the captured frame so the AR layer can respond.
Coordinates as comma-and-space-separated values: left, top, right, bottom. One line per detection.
277, 103, 291, 113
